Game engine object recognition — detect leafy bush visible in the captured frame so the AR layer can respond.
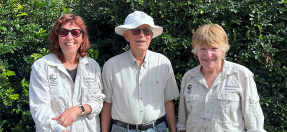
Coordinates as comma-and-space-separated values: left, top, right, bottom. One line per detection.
1, 0, 286, 131
73, 0, 287, 131
0, 0, 70, 131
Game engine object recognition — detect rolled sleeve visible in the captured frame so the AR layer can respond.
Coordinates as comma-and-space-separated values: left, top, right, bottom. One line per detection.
164, 60, 179, 102
241, 72, 266, 132
29, 63, 66, 132
102, 63, 113, 103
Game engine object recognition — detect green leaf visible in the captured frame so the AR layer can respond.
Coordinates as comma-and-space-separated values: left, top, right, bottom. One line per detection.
17, 13, 27, 17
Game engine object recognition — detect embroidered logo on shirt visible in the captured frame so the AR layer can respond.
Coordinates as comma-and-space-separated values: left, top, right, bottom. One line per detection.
187, 85, 192, 94
49, 74, 57, 81
224, 85, 239, 92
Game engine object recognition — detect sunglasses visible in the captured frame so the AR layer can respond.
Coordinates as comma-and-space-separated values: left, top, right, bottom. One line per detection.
57, 28, 83, 38
130, 29, 152, 36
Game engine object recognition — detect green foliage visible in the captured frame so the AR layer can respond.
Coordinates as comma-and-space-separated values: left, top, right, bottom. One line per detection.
0, 0, 70, 131
0, 0, 286, 131
73, 0, 287, 131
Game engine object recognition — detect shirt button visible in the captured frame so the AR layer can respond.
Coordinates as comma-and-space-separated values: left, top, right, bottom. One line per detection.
206, 111, 209, 113
205, 126, 208, 129
141, 97, 143, 99
72, 88, 74, 90
156, 81, 158, 83
207, 95, 210, 97
140, 110, 143, 112
140, 84, 142, 86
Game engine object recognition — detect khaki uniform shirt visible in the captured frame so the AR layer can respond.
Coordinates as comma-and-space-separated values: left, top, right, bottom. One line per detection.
29, 54, 105, 132
177, 60, 266, 132
102, 50, 179, 124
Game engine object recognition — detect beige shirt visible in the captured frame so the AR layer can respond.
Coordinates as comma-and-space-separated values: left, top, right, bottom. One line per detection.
29, 54, 105, 132
102, 50, 179, 124
177, 60, 266, 132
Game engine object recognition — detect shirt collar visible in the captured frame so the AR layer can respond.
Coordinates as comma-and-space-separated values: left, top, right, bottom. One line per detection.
128, 50, 149, 69
46, 53, 89, 70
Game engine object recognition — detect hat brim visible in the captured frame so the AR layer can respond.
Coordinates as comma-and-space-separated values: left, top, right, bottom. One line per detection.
115, 24, 163, 38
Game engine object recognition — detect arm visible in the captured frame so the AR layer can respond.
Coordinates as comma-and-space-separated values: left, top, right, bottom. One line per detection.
164, 100, 177, 132
101, 102, 113, 132
177, 73, 188, 131
241, 72, 266, 132
29, 63, 67, 132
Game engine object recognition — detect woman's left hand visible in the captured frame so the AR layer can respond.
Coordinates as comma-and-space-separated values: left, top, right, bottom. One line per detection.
52, 106, 81, 127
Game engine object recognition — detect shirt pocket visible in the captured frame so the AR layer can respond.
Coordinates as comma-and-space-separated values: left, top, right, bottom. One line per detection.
49, 82, 59, 100
185, 94, 202, 123
149, 79, 167, 102
216, 93, 240, 124
82, 77, 97, 103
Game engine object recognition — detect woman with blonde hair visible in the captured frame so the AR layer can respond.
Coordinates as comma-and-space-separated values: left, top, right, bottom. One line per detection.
177, 24, 266, 132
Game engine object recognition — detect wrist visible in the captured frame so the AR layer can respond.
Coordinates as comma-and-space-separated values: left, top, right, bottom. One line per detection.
78, 105, 85, 115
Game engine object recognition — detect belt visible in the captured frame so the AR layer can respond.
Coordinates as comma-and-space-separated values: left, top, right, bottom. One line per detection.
113, 117, 165, 131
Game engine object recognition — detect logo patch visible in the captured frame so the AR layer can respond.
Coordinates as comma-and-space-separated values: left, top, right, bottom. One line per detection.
187, 85, 192, 94
49, 74, 57, 81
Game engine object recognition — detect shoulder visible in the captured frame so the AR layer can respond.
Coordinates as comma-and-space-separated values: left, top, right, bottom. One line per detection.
225, 61, 254, 77
85, 57, 100, 67
103, 51, 129, 67
147, 50, 171, 64
32, 54, 56, 69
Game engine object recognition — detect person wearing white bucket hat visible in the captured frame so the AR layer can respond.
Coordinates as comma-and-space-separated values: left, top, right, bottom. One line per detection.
101, 11, 179, 132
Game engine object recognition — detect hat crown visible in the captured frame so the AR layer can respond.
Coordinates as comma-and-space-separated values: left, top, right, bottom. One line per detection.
124, 11, 155, 26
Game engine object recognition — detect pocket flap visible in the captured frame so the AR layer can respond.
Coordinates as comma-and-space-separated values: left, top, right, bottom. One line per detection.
185, 95, 199, 102
249, 96, 260, 104
217, 93, 240, 101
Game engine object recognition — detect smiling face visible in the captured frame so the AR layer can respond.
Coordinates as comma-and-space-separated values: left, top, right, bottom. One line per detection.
123, 24, 153, 55
196, 44, 224, 72
58, 23, 83, 59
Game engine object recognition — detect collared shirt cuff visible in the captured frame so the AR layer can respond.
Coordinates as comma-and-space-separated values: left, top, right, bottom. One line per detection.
176, 124, 186, 130
86, 103, 99, 119
53, 124, 66, 132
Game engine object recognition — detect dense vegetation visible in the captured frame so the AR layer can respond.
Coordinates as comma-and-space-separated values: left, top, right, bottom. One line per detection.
0, 0, 286, 131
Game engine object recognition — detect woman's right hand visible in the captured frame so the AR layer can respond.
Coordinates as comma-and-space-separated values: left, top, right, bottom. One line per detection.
52, 106, 81, 127
62, 130, 69, 132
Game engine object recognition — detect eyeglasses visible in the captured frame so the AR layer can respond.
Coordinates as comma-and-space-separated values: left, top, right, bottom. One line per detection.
130, 29, 152, 36
57, 28, 83, 38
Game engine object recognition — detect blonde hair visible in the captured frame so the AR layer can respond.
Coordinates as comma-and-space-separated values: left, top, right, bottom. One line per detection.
191, 24, 229, 58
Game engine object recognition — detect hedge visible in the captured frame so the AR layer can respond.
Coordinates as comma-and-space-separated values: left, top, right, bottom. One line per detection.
0, 0, 286, 131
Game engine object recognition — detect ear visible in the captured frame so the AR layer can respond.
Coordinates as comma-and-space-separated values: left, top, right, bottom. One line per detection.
123, 31, 130, 42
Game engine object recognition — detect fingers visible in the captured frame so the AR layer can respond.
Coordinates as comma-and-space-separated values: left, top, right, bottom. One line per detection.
52, 113, 62, 120
57, 106, 79, 127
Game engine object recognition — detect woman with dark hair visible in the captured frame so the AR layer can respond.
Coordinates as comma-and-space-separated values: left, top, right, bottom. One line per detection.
29, 14, 104, 132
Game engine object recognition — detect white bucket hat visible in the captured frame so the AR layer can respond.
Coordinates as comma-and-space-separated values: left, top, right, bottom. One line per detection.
115, 11, 163, 38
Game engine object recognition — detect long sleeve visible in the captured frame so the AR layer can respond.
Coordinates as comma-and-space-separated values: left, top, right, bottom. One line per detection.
29, 63, 66, 132
241, 71, 266, 132
85, 66, 105, 119
176, 73, 188, 131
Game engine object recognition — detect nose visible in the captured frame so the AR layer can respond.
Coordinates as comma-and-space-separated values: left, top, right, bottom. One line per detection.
66, 32, 73, 39
138, 30, 144, 37
206, 50, 213, 57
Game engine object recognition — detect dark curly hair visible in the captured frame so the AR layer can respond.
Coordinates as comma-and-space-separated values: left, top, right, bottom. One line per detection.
48, 14, 90, 63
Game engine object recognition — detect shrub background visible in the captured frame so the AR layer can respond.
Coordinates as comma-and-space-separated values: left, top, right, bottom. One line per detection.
0, 0, 286, 131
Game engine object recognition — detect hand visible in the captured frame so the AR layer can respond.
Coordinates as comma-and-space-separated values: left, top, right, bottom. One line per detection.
62, 130, 69, 132
52, 106, 81, 127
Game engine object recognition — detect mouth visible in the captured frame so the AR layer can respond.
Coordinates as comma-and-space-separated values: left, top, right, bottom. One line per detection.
65, 43, 76, 46
204, 59, 214, 62
136, 40, 146, 44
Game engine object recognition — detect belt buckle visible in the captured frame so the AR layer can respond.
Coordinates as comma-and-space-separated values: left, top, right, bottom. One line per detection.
136, 124, 144, 131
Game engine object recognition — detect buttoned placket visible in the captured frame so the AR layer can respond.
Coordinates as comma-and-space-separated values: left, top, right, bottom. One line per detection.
135, 60, 147, 124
